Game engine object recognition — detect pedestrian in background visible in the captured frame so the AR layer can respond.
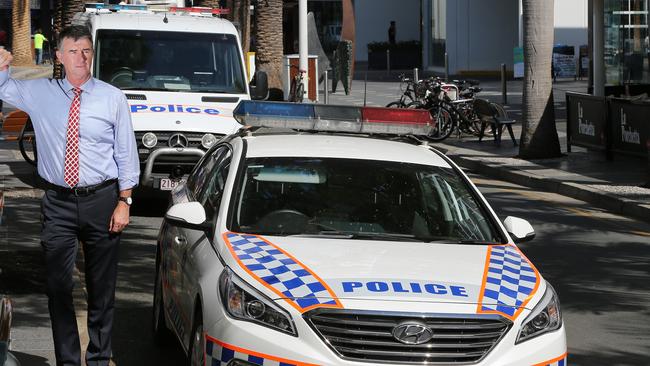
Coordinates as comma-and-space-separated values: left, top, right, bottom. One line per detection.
388, 21, 396, 45
0, 25, 139, 366
33, 29, 48, 65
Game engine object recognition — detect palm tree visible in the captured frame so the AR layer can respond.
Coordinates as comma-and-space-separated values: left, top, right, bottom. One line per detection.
11, 0, 32, 66
519, 0, 562, 159
255, 0, 283, 99
53, 0, 85, 78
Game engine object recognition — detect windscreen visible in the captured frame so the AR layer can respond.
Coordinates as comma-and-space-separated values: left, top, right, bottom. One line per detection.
94, 30, 246, 94
231, 157, 501, 243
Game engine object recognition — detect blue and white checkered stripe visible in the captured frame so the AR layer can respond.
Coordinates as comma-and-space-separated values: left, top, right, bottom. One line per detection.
224, 232, 341, 312
545, 356, 567, 366
479, 245, 539, 319
206, 337, 299, 366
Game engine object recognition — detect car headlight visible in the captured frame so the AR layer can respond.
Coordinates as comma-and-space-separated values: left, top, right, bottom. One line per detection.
219, 267, 297, 336
142, 132, 158, 148
201, 133, 217, 149
516, 283, 562, 343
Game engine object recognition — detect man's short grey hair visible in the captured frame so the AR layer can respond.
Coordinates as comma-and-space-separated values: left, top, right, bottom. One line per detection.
57, 25, 92, 51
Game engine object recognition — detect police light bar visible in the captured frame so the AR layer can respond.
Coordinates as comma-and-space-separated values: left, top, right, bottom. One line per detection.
85, 3, 148, 11
169, 7, 230, 15
233, 101, 434, 136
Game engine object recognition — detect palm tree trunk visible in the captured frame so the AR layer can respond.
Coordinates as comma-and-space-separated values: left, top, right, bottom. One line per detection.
255, 0, 283, 100
11, 0, 32, 66
519, 0, 562, 159
53, 0, 85, 78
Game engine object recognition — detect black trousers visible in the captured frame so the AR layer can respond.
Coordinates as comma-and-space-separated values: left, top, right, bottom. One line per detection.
41, 182, 119, 366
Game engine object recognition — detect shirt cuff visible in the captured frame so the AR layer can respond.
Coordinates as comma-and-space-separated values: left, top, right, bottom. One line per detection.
118, 177, 139, 191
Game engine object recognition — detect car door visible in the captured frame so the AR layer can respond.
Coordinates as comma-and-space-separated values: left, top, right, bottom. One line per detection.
176, 145, 232, 339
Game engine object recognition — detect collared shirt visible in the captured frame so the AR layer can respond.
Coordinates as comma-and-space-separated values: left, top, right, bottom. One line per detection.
0, 69, 140, 190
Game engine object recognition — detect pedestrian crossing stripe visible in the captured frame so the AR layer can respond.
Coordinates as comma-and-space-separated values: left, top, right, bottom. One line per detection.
205, 335, 317, 366
477, 244, 540, 320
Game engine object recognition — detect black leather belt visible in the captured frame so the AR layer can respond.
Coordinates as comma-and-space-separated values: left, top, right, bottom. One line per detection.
40, 178, 118, 196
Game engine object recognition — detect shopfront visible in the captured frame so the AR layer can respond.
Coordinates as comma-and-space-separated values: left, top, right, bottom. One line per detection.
604, 0, 650, 86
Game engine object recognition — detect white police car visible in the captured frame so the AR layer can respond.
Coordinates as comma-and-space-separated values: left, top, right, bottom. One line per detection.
153, 101, 567, 366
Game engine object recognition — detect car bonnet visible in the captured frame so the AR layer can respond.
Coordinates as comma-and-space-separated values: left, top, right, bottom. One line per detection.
219, 232, 543, 322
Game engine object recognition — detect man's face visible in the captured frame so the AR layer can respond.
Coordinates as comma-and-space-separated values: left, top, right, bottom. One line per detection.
56, 37, 93, 81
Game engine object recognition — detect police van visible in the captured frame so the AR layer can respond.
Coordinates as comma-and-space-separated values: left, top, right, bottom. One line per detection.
76, 3, 268, 190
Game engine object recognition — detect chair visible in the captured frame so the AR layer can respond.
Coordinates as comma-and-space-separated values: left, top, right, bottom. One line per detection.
473, 98, 517, 145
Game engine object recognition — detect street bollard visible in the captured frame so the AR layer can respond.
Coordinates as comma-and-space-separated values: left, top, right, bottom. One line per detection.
323, 69, 329, 104
414, 68, 419, 83
501, 63, 508, 105
386, 49, 391, 76
444, 52, 449, 81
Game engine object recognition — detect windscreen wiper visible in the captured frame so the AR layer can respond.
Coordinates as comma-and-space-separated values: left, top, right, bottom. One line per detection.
119, 86, 169, 91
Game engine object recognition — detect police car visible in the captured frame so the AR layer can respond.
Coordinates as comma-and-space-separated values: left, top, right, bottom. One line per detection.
154, 101, 567, 366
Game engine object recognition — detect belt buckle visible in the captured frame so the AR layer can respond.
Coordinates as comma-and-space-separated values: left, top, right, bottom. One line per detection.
73, 186, 90, 196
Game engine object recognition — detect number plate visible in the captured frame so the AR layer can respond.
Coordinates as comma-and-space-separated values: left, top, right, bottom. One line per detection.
160, 178, 181, 191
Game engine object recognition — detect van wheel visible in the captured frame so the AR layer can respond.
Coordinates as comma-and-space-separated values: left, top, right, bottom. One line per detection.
188, 310, 205, 366
153, 250, 172, 345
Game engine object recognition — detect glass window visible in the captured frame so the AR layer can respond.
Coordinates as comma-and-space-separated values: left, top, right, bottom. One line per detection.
94, 30, 246, 94
605, 0, 649, 85
187, 147, 229, 200
230, 157, 500, 243
199, 150, 231, 219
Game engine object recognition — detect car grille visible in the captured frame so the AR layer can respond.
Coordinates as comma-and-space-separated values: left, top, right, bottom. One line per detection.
305, 309, 511, 364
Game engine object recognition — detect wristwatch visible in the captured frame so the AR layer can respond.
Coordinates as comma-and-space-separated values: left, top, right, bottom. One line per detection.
119, 197, 133, 206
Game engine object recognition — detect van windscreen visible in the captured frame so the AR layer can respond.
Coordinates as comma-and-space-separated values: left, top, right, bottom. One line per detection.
94, 30, 246, 94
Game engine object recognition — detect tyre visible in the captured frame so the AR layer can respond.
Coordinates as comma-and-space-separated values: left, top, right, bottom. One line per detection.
405, 101, 423, 109
152, 248, 173, 345
426, 105, 455, 141
18, 120, 37, 167
386, 101, 404, 108
188, 309, 204, 366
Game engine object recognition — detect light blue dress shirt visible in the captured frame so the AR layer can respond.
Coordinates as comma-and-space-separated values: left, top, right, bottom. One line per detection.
0, 69, 140, 190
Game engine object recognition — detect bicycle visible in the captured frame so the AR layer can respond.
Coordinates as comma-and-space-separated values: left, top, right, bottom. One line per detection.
18, 117, 37, 166
288, 65, 306, 103
385, 74, 425, 108
408, 78, 485, 141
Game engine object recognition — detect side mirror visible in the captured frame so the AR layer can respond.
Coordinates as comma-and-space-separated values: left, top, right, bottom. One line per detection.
165, 201, 210, 231
503, 216, 536, 243
249, 70, 269, 100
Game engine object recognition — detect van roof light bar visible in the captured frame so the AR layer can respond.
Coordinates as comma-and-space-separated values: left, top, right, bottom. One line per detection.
169, 6, 230, 15
233, 101, 435, 137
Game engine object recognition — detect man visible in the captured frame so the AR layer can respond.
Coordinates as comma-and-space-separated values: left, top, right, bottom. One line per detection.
0, 25, 139, 366
388, 21, 396, 45
34, 29, 48, 65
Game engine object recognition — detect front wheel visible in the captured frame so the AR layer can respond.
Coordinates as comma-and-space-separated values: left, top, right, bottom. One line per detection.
188, 310, 205, 366
426, 105, 455, 141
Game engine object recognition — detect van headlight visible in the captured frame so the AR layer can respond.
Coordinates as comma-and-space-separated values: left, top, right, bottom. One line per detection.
201, 133, 217, 149
516, 283, 562, 343
142, 132, 158, 148
219, 267, 297, 336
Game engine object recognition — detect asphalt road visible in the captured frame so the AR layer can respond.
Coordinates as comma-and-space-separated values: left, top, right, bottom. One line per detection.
2, 172, 650, 365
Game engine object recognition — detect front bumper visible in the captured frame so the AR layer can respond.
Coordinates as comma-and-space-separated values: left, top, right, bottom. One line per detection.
204, 314, 567, 366
140, 147, 205, 186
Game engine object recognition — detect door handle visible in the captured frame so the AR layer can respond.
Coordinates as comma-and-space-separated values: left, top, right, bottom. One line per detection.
174, 236, 187, 245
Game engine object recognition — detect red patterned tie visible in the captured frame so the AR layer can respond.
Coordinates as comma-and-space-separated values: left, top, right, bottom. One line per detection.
63, 87, 82, 187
